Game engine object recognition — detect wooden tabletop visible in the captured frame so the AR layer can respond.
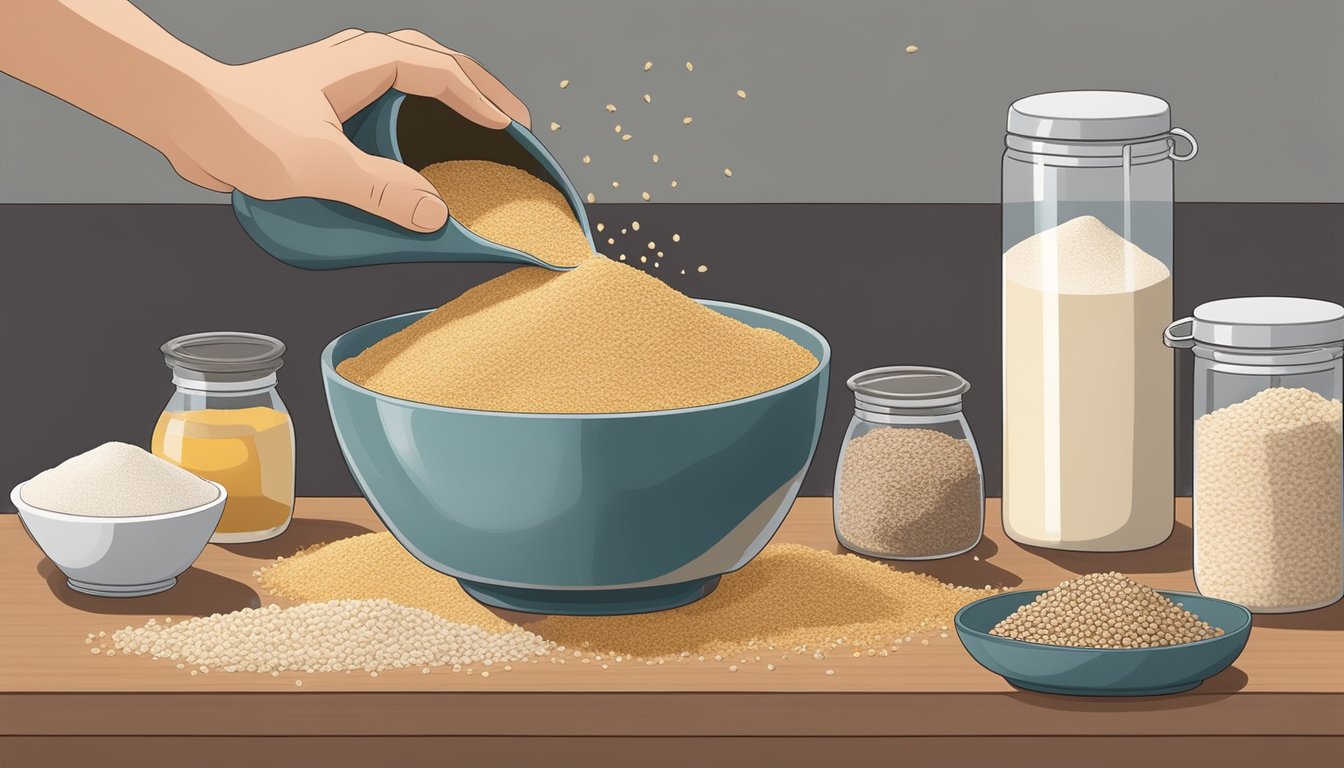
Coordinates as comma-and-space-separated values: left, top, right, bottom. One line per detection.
3, 497, 1341, 766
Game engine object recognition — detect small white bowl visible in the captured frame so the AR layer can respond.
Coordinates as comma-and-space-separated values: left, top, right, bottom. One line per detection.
11, 481, 227, 597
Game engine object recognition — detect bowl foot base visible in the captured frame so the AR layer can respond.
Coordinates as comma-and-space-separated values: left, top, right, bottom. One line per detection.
67, 577, 177, 598
1006, 677, 1203, 697
459, 575, 722, 616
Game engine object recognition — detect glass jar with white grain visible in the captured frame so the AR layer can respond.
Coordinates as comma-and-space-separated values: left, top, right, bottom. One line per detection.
1166, 297, 1343, 613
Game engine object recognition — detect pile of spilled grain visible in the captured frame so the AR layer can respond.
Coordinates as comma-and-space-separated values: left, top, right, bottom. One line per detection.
262, 533, 997, 660
532, 544, 996, 658
111, 599, 550, 674
336, 257, 817, 413
420, 160, 592, 268
259, 533, 514, 633
990, 572, 1224, 649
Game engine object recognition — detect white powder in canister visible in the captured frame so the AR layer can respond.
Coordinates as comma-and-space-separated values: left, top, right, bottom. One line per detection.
21, 442, 218, 517
1002, 215, 1174, 550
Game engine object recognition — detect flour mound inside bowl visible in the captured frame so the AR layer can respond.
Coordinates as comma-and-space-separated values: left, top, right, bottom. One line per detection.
336, 258, 818, 413
22, 441, 218, 517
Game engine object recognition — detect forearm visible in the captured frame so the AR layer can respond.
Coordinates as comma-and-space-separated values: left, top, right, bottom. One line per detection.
0, 0, 222, 152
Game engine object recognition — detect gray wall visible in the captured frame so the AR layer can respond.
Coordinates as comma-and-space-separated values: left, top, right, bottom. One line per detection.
2, 202, 1340, 504
2, 0, 1342, 204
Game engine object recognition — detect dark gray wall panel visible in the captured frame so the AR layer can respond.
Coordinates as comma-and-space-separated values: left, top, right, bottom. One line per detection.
2, 203, 1340, 505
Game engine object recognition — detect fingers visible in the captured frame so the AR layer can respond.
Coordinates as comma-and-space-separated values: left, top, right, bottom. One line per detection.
318, 134, 449, 232
327, 32, 510, 130
318, 28, 365, 46
387, 30, 531, 129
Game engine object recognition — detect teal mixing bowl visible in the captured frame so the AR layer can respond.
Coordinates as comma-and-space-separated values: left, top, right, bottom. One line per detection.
955, 590, 1252, 696
321, 300, 829, 615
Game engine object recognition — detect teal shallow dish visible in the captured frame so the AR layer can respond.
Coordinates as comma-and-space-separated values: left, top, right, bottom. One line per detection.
321, 300, 829, 615
955, 590, 1252, 696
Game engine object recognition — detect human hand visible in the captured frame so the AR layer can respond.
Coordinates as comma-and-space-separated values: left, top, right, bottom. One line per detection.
160, 29, 531, 232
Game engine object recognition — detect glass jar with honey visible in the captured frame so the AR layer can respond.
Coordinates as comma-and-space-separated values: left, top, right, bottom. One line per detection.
153, 332, 294, 543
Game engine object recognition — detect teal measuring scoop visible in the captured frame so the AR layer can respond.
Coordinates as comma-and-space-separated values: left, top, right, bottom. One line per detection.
232, 92, 593, 271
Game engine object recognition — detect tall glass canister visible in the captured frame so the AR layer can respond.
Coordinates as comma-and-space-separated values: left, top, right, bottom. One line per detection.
1001, 91, 1197, 551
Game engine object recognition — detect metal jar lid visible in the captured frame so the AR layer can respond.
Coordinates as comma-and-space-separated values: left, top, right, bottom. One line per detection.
162, 332, 286, 391
1164, 297, 1344, 351
847, 366, 970, 416
1006, 90, 1197, 161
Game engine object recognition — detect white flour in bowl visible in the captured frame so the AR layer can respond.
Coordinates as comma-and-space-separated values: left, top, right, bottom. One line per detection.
21, 442, 218, 517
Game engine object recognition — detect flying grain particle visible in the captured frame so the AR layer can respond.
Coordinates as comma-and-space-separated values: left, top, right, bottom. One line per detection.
940, 632, 949, 638
622, 134, 632, 141
643, 94, 652, 104
550, 122, 560, 132
631, 221, 640, 231
582, 155, 591, 164
614, 124, 622, 133
686, 61, 694, 72
586, 193, 596, 203
973, 555, 980, 561
724, 168, 733, 177
612, 181, 620, 189
422, 667, 431, 675
641, 192, 651, 201
672, 233, 681, 242
921, 639, 929, 646
906, 44, 919, 54
640, 255, 648, 264
652, 154, 659, 163
729, 665, 738, 672
656, 251, 663, 258
682, 116, 693, 125
737, 89, 747, 99
91, 647, 101, 654
680, 269, 686, 275
481, 671, 489, 678
606, 104, 617, 113
697, 265, 708, 273
295, 679, 302, 687
560, 79, 570, 89
825, 669, 835, 676
596, 222, 605, 232
647, 242, 656, 250
767, 664, 776, 671
601, 663, 609, 670
621, 228, 627, 234
607, 238, 615, 245
670, 180, 678, 188
644, 61, 653, 71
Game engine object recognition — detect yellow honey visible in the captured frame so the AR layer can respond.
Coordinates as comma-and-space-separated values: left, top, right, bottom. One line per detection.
152, 407, 294, 539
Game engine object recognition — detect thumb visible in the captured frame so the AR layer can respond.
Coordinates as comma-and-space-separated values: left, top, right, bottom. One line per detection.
327, 150, 448, 233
